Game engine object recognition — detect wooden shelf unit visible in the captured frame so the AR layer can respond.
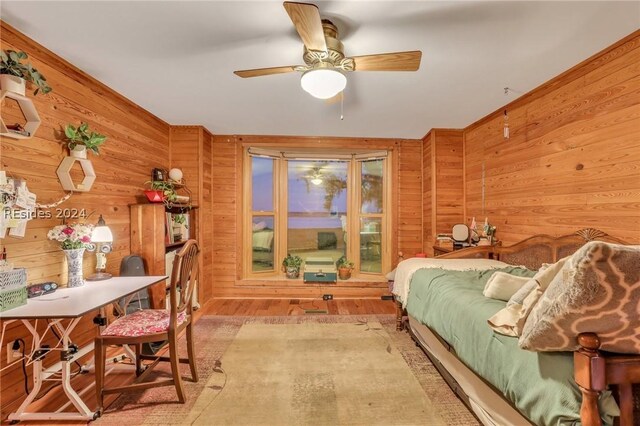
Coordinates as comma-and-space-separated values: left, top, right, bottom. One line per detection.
130, 203, 198, 308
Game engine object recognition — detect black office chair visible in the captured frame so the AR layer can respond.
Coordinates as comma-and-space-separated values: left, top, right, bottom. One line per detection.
119, 255, 150, 313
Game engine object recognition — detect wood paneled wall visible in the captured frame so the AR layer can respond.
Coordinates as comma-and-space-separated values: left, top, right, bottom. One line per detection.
464, 30, 640, 245
0, 21, 170, 415
422, 129, 464, 254
211, 135, 422, 298
168, 126, 214, 302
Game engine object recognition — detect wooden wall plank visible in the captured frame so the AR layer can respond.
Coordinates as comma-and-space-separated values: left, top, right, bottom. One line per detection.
422, 129, 464, 255
0, 20, 170, 415
463, 31, 640, 245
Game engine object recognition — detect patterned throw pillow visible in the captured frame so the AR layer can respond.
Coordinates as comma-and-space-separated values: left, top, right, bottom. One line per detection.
519, 241, 640, 353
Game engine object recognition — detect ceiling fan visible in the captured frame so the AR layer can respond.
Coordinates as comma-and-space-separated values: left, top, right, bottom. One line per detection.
234, 1, 422, 99
301, 166, 325, 185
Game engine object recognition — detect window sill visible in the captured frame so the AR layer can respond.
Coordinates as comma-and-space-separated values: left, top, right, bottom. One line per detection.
239, 276, 387, 287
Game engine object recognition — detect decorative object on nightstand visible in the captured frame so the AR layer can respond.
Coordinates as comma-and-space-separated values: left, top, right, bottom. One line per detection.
335, 256, 354, 280
451, 223, 471, 249
477, 218, 497, 246
87, 215, 113, 281
47, 223, 93, 288
0, 50, 51, 140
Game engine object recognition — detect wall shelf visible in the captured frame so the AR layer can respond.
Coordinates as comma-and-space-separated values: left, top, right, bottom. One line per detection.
0, 90, 41, 139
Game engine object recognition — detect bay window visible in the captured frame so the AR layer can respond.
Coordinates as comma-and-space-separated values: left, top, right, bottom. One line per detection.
243, 148, 391, 279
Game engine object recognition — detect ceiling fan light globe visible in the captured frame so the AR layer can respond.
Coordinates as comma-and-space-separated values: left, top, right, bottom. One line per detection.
311, 177, 323, 185
300, 68, 347, 99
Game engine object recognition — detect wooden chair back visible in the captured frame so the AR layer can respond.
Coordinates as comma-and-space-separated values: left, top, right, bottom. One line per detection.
168, 240, 199, 327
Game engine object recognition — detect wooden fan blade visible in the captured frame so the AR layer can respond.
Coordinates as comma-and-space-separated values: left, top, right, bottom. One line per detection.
351, 51, 422, 71
283, 2, 327, 52
234, 66, 297, 78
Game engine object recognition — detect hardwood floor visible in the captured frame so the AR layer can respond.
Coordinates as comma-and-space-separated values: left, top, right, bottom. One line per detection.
1, 297, 395, 425
200, 298, 396, 316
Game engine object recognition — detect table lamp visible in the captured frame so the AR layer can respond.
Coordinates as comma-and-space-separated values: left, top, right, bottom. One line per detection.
87, 215, 113, 281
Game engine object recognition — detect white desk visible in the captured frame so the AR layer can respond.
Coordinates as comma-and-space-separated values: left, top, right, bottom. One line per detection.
1, 276, 166, 423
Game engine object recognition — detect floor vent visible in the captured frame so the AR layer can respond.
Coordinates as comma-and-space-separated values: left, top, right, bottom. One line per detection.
304, 309, 328, 315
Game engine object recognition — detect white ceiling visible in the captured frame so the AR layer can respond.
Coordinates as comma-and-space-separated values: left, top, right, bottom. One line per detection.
1, 1, 638, 139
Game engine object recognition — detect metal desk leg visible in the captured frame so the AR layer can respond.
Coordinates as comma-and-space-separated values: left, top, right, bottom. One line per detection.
8, 318, 99, 422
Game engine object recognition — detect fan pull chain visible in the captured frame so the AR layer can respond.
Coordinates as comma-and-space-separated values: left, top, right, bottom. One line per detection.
340, 91, 344, 121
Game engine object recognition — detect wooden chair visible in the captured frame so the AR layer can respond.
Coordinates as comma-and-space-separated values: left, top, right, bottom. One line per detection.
95, 240, 200, 413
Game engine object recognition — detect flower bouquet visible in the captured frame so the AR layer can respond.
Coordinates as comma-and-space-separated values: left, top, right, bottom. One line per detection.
48, 223, 93, 287
47, 223, 93, 249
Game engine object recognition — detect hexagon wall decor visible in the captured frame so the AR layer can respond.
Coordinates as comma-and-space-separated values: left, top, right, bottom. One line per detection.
56, 157, 96, 192
0, 90, 41, 139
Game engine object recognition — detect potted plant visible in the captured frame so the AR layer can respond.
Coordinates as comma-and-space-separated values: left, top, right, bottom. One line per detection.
64, 122, 107, 158
0, 50, 52, 96
144, 180, 176, 203
282, 254, 303, 279
336, 256, 354, 280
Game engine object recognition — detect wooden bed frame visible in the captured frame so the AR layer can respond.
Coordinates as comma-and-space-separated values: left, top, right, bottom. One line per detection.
395, 228, 640, 426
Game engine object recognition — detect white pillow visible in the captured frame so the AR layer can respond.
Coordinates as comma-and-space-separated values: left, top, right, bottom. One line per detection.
483, 272, 531, 301
488, 257, 569, 337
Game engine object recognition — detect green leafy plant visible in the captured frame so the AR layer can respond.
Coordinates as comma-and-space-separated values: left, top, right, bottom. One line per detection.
173, 213, 187, 225
144, 180, 190, 226
282, 254, 303, 270
64, 123, 107, 155
336, 256, 354, 270
0, 50, 52, 95
146, 180, 178, 204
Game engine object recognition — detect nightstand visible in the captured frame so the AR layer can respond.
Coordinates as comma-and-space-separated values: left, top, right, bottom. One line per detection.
433, 245, 453, 256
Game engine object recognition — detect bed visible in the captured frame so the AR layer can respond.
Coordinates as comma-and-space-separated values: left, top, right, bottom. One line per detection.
393, 229, 640, 426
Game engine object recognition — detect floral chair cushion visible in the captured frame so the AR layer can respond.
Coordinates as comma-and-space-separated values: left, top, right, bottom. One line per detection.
102, 309, 187, 337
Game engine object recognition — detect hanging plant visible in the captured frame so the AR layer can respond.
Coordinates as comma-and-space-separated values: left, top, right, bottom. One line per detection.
64, 122, 107, 155
0, 50, 52, 95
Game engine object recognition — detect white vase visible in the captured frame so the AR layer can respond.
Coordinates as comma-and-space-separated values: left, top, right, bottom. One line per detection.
70, 145, 87, 159
63, 248, 86, 288
0, 75, 26, 96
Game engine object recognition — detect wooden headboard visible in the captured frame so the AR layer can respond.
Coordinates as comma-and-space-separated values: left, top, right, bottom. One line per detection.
495, 228, 627, 270
436, 228, 628, 270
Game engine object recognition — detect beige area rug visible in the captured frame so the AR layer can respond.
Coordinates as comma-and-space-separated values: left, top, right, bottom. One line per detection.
97, 316, 478, 426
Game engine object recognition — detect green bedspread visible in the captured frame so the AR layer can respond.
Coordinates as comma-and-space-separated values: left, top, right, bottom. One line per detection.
406, 267, 618, 426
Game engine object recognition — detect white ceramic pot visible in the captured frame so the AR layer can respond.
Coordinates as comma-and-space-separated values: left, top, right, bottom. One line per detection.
0, 74, 26, 96
70, 145, 87, 159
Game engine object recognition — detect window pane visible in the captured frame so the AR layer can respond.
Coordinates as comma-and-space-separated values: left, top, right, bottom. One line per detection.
252, 157, 273, 212
252, 216, 274, 272
287, 160, 348, 264
361, 159, 384, 214
360, 218, 382, 273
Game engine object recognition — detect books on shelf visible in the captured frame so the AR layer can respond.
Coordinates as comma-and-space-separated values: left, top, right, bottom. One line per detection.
165, 212, 190, 245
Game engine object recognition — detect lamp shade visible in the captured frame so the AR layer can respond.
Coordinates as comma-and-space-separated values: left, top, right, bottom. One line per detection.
300, 69, 346, 99
91, 215, 113, 243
